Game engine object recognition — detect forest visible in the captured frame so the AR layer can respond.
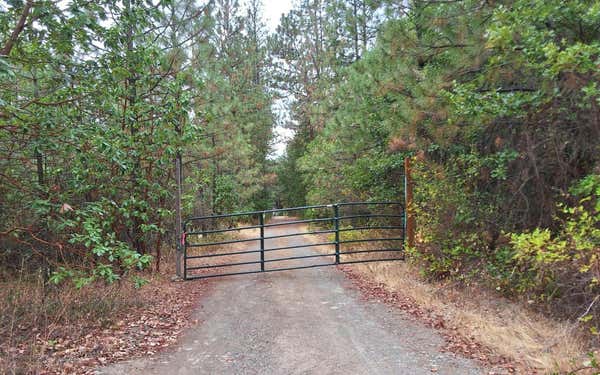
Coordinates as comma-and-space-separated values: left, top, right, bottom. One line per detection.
1, 0, 599, 372
276, 0, 600, 342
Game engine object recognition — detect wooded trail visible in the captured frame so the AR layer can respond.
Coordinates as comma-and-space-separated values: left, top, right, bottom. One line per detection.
99, 218, 484, 374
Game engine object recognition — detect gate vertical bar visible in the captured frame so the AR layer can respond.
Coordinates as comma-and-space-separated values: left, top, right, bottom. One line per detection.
259, 212, 265, 271
334, 204, 340, 264
183, 226, 187, 280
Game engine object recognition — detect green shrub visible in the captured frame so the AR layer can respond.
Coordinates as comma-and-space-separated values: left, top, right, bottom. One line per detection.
411, 160, 493, 279
509, 175, 600, 330
413, 159, 600, 330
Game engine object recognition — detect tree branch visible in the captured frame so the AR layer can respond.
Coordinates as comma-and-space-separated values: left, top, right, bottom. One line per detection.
1, 0, 34, 57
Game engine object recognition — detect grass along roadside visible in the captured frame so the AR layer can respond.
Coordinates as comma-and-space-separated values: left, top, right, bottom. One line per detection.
0, 225, 261, 374
343, 262, 593, 373
328, 230, 597, 374
0, 256, 213, 374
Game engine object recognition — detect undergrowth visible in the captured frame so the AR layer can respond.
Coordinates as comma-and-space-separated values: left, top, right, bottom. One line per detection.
0, 264, 155, 374
412, 163, 600, 356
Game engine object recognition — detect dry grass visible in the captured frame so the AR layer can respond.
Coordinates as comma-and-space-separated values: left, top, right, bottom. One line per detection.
0, 269, 150, 374
348, 260, 593, 373
304, 225, 595, 373
184, 227, 261, 277
185, 226, 260, 255
0, 248, 211, 375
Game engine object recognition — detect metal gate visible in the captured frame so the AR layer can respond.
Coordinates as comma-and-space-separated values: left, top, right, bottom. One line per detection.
182, 202, 405, 280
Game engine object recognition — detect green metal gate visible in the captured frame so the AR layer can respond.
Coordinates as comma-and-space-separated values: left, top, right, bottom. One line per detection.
181, 202, 405, 280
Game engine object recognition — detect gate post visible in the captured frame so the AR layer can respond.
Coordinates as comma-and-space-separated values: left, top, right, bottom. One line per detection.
259, 212, 265, 271
334, 204, 340, 264
183, 231, 187, 281
175, 151, 184, 278
404, 157, 416, 248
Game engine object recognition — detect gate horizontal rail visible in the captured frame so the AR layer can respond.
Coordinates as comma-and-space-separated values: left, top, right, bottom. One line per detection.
182, 202, 405, 280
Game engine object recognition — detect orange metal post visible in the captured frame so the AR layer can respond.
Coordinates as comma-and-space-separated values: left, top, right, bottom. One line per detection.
404, 157, 415, 248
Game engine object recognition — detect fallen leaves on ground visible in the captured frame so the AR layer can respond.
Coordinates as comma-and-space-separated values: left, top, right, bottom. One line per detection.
5, 276, 211, 375
338, 265, 527, 375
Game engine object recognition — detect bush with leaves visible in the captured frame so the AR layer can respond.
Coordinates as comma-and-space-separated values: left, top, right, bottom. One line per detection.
410, 158, 500, 280
509, 175, 600, 330
49, 200, 153, 288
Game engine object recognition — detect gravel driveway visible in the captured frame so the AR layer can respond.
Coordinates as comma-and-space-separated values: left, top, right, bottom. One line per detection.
99, 217, 486, 375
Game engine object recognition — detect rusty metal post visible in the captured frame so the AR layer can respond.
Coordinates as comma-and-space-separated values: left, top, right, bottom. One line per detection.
404, 157, 415, 248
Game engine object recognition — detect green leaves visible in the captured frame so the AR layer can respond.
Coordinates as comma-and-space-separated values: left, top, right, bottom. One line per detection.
55, 200, 153, 285
508, 174, 600, 315
279, 1, 599, 332
49, 267, 75, 285
1, 0, 276, 286
0, 58, 15, 79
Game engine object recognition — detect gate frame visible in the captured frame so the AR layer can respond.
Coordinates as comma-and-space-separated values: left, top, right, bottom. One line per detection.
175, 156, 415, 280
181, 202, 405, 280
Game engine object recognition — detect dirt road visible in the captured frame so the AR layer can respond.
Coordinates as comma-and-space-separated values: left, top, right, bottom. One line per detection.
100, 218, 485, 375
